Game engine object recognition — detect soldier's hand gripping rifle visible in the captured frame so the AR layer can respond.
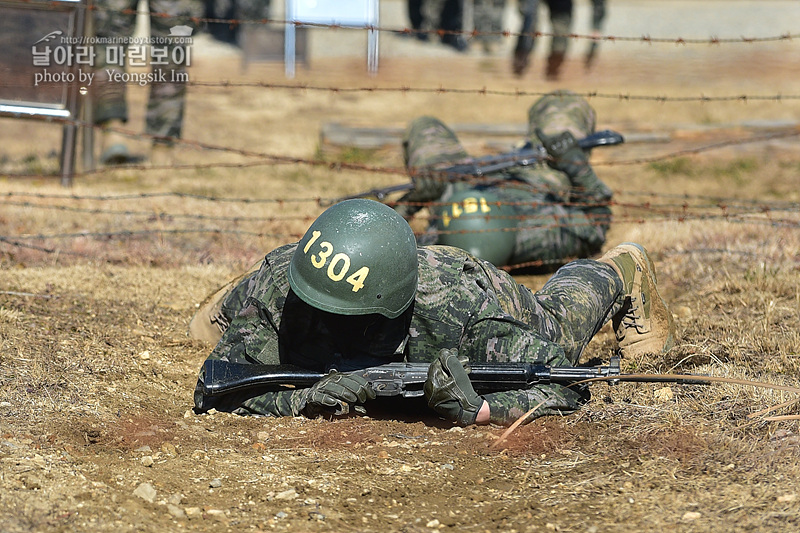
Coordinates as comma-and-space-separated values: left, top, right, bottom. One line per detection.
328, 129, 624, 205
201, 356, 708, 401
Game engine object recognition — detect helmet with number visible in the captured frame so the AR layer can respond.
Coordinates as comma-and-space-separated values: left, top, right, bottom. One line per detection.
433, 188, 517, 266
287, 199, 419, 319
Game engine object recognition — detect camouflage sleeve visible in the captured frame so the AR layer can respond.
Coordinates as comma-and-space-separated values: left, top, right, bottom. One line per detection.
392, 190, 425, 220
484, 384, 589, 426
459, 316, 572, 366
192, 293, 308, 417
567, 164, 613, 240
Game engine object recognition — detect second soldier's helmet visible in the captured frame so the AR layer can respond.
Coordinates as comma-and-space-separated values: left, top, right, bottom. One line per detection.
528, 89, 597, 140
433, 188, 517, 266
288, 199, 419, 319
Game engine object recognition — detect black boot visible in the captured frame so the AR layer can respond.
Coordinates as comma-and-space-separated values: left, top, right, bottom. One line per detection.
545, 51, 566, 80
513, 47, 531, 77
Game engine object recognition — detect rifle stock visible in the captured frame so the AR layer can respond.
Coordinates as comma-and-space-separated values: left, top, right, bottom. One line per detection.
202, 357, 709, 399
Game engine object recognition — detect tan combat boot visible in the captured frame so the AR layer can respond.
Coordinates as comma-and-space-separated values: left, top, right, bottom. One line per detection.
598, 243, 676, 358
188, 260, 262, 344
188, 281, 235, 345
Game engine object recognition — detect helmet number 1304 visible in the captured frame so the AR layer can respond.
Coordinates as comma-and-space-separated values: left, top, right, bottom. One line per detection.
303, 230, 370, 292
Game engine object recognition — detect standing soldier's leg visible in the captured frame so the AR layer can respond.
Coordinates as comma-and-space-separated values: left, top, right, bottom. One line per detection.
585, 0, 606, 69
544, 0, 572, 79
513, 0, 539, 76
235, 0, 271, 21
92, 0, 138, 164
419, 0, 447, 38
473, 0, 506, 53
146, 0, 203, 157
408, 0, 424, 33
439, 0, 468, 51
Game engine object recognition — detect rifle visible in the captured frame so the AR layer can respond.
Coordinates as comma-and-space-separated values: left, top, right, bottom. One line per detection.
327, 129, 624, 206
202, 356, 709, 399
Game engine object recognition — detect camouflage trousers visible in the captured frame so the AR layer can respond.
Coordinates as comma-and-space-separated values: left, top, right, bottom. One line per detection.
91, 0, 203, 141
484, 257, 622, 424
473, 0, 507, 44
517, 0, 573, 55
401, 91, 612, 267
419, 0, 447, 31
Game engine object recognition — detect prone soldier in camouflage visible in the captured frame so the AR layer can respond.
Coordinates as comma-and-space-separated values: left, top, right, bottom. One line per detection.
92, 0, 203, 163
190, 199, 676, 426
395, 90, 613, 269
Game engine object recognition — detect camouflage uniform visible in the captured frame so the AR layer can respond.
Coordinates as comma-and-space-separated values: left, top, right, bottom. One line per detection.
398, 90, 612, 267
472, 0, 506, 50
585, 0, 606, 68
515, 0, 572, 77
206, 0, 271, 45
193, 242, 625, 425
418, 0, 468, 50
92, 0, 203, 141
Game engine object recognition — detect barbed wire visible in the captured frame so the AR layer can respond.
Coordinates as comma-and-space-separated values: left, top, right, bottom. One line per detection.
4, 6, 798, 268
186, 84, 800, 103
75, 5, 800, 46
2, 189, 798, 210
0, 198, 318, 223
2, 116, 798, 182
3, 203, 797, 239
5, 76, 800, 104
1, 211, 797, 270
0, 200, 739, 225
3, 181, 797, 269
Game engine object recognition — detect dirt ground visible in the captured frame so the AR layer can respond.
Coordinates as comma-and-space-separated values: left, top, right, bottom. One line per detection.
2, 6, 800, 532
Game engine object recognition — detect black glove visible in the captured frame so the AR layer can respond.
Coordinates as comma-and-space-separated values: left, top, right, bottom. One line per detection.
301, 372, 376, 417
424, 349, 484, 426
535, 127, 589, 178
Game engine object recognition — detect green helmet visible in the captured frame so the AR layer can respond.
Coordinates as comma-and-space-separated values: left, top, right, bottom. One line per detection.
528, 89, 597, 140
433, 188, 516, 266
288, 199, 418, 319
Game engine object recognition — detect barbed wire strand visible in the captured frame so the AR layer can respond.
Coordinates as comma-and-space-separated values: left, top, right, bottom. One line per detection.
2, 116, 798, 182
71, 5, 800, 46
